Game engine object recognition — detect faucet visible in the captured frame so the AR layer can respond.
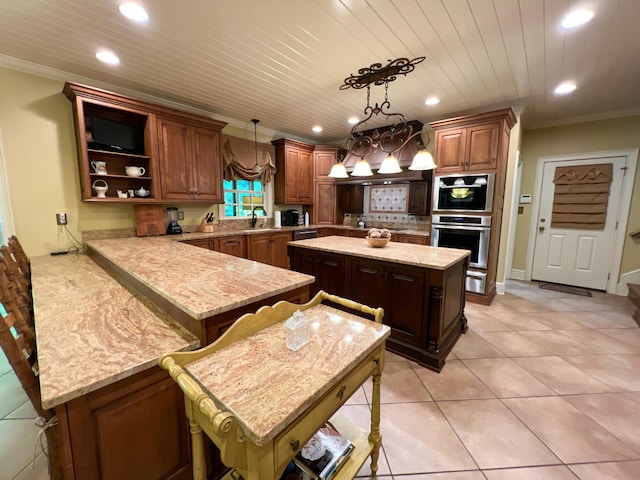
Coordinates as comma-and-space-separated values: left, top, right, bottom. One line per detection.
251, 206, 266, 228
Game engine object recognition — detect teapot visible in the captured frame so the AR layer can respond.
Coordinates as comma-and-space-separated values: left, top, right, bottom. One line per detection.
135, 187, 150, 197
125, 166, 146, 177
92, 179, 108, 198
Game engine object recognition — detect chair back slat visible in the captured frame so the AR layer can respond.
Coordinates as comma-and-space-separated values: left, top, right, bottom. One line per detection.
8, 235, 30, 279
0, 311, 48, 419
0, 269, 35, 331
0, 246, 33, 313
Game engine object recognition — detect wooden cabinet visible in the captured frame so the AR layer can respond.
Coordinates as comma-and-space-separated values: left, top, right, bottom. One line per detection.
336, 185, 365, 222
312, 146, 339, 225
313, 181, 336, 225
430, 109, 517, 305
182, 238, 215, 250
61, 367, 192, 480
214, 235, 246, 258
393, 233, 429, 245
64, 82, 227, 204
347, 228, 369, 238
247, 232, 291, 268
64, 83, 157, 203
157, 117, 225, 202
292, 249, 347, 298
272, 139, 315, 204
431, 110, 516, 175
407, 181, 430, 215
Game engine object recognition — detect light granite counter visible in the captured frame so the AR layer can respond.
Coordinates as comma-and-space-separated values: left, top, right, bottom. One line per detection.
31, 254, 199, 409
86, 237, 314, 321
185, 303, 390, 446
288, 235, 468, 270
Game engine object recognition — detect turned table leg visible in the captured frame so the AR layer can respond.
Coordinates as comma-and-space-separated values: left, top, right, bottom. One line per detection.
368, 354, 384, 474
189, 419, 207, 480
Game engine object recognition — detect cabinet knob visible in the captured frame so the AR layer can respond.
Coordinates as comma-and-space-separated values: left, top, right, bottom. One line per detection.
290, 439, 300, 451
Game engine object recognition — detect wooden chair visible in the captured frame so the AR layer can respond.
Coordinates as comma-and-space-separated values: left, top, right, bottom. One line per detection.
8, 235, 30, 282
0, 311, 64, 479
0, 268, 34, 331
0, 245, 32, 315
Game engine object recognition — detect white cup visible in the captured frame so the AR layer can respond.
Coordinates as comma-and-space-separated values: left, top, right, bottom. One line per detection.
125, 166, 146, 177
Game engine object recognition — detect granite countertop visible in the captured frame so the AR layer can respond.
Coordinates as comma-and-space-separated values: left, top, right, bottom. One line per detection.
85, 237, 314, 320
185, 303, 390, 446
288, 235, 469, 270
31, 254, 200, 409
162, 224, 430, 242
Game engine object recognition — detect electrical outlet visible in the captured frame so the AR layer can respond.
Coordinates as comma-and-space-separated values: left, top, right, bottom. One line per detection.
178, 211, 184, 221
56, 213, 67, 225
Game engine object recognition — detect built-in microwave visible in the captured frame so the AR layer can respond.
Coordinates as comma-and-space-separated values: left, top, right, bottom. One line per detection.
433, 173, 495, 213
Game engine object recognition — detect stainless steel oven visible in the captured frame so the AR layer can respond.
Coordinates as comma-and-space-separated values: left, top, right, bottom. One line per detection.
431, 215, 491, 294
431, 214, 491, 269
433, 173, 495, 213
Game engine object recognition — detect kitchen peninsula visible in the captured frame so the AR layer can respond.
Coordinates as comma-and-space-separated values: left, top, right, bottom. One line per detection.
288, 236, 469, 372
32, 238, 315, 479
86, 236, 314, 343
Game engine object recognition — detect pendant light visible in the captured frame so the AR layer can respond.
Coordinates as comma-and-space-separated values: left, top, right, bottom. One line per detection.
408, 136, 437, 171
328, 148, 349, 178
251, 119, 261, 174
377, 153, 402, 174
351, 158, 374, 177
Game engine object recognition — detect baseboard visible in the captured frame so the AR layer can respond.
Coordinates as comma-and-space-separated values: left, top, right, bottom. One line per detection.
616, 268, 640, 296
510, 269, 526, 281
496, 281, 506, 295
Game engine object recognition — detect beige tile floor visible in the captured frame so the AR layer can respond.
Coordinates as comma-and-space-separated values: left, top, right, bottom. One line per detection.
1, 280, 639, 479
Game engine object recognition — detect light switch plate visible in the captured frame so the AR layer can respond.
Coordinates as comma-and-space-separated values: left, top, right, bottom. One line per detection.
519, 194, 532, 204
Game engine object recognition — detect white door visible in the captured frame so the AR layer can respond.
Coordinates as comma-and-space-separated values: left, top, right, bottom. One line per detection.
531, 156, 626, 290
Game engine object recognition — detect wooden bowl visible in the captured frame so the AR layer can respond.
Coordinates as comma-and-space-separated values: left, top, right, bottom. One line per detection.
366, 236, 390, 248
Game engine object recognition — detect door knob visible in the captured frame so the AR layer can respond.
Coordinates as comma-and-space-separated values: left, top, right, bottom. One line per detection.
539, 226, 545, 233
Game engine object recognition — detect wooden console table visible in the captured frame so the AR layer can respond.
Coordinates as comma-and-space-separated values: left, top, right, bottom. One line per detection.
160, 291, 390, 480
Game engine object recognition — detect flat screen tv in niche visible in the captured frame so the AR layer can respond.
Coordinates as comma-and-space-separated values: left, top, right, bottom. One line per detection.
88, 117, 145, 155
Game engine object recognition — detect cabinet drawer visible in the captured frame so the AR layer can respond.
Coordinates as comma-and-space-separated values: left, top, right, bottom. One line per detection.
273, 347, 381, 472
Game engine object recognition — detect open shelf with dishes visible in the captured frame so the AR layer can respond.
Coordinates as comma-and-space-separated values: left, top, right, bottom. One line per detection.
64, 82, 159, 202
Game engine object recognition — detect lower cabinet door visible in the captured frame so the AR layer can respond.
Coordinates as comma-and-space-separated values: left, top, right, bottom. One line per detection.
64, 367, 193, 480
247, 234, 273, 264
349, 258, 385, 313
384, 265, 425, 346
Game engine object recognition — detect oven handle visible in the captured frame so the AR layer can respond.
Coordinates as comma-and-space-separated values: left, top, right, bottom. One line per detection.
431, 224, 490, 231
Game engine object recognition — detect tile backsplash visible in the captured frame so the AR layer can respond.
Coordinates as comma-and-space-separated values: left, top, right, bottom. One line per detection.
343, 184, 430, 230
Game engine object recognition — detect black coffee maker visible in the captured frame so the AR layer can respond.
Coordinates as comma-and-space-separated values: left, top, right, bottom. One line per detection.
283, 209, 299, 226
166, 207, 183, 234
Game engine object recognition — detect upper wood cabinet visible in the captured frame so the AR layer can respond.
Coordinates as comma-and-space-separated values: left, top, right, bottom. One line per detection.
157, 117, 225, 202
407, 181, 430, 215
336, 185, 364, 217
312, 146, 339, 225
430, 109, 516, 175
64, 82, 227, 204
272, 139, 315, 204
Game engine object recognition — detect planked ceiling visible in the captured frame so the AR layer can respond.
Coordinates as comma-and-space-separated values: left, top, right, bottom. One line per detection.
1, 0, 639, 144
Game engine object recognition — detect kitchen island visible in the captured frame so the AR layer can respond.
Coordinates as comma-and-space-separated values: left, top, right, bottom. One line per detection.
288, 236, 469, 372
86, 236, 314, 344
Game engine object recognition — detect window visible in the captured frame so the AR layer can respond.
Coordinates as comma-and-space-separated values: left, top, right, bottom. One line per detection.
223, 179, 269, 218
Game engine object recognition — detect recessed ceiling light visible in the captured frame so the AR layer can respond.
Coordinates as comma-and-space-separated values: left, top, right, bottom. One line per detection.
554, 81, 577, 95
562, 9, 594, 29
348, 117, 359, 124
119, 2, 149, 22
312, 126, 323, 133
96, 50, 120, 66
425, 96, 440, 106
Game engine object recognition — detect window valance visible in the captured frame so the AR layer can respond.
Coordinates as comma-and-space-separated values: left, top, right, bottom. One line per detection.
221, 134, 277, 183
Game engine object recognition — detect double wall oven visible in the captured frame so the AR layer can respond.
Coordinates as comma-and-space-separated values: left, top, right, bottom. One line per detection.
431, 173, 495, 295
